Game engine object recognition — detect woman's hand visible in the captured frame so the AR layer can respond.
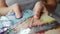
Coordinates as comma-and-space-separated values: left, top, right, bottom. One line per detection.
32, 1, 48, 26
0, 3, 22, 18
32, 0, 57, 27
8, 3, 22, 18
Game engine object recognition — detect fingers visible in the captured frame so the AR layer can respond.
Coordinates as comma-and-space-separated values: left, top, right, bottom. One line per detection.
33, 1, 43, 20
32, 1, 49, 27
32, 1, 43, 27
43, 5, 48, 15
32, 1, 44, 27
13, 4, 22, 18
8, 3, 22, 18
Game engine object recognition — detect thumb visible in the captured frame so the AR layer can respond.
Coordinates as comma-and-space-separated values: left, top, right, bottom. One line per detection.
33, 1, 43, 19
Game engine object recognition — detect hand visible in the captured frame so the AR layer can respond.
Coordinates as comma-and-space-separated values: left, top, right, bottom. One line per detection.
8, 3, 22, 18
0, 3, 22, 18
32, 1, 48, 26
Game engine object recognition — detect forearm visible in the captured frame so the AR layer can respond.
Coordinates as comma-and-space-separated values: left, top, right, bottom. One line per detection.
0, 0, 7, 7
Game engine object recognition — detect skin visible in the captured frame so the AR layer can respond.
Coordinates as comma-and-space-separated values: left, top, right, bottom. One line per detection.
0, 0, 57, 28
0, 0, 22, 18
33, 0, 57, 26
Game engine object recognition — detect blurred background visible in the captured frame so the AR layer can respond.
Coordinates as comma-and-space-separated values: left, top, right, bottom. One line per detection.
53, 0, 60, 23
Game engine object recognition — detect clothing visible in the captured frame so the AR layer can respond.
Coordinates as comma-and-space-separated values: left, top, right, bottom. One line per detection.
52, 4, 60, 23
6, 0, 40, 10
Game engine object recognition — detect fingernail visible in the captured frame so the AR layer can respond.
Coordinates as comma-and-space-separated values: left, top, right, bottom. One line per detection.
16, 15, 22, 18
